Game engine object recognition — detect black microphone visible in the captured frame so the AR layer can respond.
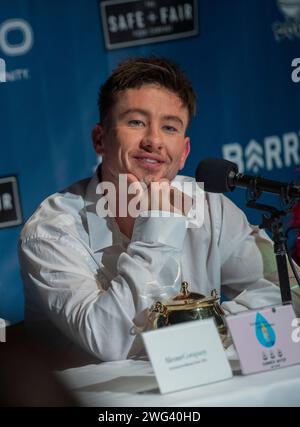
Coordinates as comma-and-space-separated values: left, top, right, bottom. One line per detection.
195, 157, 300, 199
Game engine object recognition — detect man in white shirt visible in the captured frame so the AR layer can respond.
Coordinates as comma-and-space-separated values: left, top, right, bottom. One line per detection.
19, 57, 281, 362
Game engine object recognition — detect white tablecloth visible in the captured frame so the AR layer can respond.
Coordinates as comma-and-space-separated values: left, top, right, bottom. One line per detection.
57, 357, 300, 407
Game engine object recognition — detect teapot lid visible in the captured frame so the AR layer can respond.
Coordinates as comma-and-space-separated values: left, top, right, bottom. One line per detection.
165, 281, 219, 308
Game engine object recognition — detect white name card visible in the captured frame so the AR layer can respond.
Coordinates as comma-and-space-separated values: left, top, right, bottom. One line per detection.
142, 319, 232, 394
226, 303, 300, 375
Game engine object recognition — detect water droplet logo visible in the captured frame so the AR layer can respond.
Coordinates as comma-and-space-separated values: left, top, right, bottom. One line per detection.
255, 313, 276, 347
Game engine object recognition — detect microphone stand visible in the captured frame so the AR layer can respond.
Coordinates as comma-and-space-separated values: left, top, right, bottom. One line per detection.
246, 200, 292, 304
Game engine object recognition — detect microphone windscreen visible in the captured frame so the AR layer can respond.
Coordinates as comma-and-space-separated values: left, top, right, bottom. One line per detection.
195, 157, 238, 193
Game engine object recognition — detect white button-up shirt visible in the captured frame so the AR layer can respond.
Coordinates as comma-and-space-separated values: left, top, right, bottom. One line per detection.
19, 172, 281, 361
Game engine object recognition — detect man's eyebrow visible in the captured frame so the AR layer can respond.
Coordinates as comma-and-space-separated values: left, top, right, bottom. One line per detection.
120, 109, 184, 127
163, 115, 184, 128
119, 108, 149, 118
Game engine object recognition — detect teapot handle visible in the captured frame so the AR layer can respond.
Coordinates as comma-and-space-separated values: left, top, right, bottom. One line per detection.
149, 301, 168, 328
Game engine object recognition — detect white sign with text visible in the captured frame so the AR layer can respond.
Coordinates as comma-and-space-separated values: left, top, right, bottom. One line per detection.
226, 304, 300, 375
142, 319, 232, 394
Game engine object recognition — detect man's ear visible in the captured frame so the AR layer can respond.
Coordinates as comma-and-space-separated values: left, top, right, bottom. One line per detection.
179, 137, 191, 170
92, 123, 105, 156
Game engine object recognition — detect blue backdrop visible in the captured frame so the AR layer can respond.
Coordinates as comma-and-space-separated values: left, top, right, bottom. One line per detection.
1, 0, 299, 323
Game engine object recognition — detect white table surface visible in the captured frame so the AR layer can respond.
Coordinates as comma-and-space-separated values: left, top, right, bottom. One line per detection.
57, 357, 300, 407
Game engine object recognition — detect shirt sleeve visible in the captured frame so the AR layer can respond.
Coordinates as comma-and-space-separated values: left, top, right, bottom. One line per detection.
218, 196, 282, 314
19, 215, 187, 361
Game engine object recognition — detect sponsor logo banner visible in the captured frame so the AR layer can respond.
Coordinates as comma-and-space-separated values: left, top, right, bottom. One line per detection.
222, 130, 300, 173
100, 0, 198, 50
277, 0, 300, 20
272, 0, 300, 41
0, 176, 23, 228
0, 18, 33, 83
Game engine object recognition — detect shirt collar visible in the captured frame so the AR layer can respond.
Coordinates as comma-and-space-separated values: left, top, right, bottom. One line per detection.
171, 175, 206, 230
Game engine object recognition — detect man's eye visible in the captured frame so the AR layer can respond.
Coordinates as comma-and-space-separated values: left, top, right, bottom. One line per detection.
163, 125, 178, 133
128, 120, 145, 127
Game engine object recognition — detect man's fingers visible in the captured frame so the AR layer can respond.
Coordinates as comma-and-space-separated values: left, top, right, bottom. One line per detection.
126, 173, 140, 185
116, 175, 192, 215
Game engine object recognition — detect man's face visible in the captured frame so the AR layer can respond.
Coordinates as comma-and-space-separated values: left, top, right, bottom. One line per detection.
93, 84, 190, 185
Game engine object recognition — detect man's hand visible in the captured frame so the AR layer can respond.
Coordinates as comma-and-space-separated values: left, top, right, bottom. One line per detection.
127, 174, 192, 217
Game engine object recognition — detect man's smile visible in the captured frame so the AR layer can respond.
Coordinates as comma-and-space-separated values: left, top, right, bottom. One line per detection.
132, 153, 166, 170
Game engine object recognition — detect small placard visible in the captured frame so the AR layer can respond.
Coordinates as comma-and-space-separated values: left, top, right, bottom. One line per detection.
142, 319, 232, 394
226, 304, 300, 375
0, 175, 23, 228
0, 318, 6, 343
99, 0, 199, 50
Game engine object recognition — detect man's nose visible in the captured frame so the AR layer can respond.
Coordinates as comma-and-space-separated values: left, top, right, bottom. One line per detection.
140, 124, 163, 151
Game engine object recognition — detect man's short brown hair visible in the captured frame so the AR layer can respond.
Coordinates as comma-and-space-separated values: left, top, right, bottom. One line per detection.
98, 56, 196, 126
